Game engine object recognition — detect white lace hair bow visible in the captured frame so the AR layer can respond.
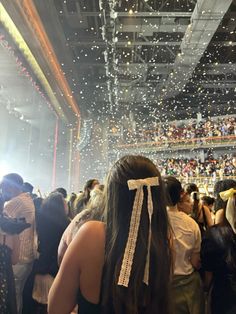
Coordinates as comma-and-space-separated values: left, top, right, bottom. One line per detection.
220, 188, 236, 233
117, 177, 159, 287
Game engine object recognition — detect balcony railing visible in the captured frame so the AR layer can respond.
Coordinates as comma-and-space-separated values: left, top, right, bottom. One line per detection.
115, 135, 236, 152
176, 175, 236, 192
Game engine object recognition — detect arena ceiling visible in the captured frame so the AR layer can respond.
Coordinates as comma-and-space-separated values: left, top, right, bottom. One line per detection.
31, 0, 236, 118
20, 0, 236, 120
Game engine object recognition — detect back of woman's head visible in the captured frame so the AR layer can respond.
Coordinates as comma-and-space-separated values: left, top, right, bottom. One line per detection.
214, 179, 236, 212
201, 196, 215, 207
102, 155, 172, 314
185, 183, 199, 195
84, 179, 99, 192
83, 179, 99, 201
163, 176, 182, 206
40, 192, 68, 229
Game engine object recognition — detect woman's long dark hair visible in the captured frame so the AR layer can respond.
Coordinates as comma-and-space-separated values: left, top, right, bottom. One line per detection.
211, 180, 236, 272
214, 179, 236, 212
207, 220, 236, 274
84, 179, 99, 202
37, 192, 69, 232
101, 155, 172, 314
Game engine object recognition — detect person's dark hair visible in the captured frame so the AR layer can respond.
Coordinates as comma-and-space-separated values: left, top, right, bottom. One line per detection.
185, 183, 199, 195
55, 187, 67, 199
201, 196, 215, 207
101, 155, 172, 314
38, 193, 68, 229
163, 176, 182, 206
22, 182, 34, 194
214, 179, 236, 212
83, 179, 99, 200
33, 197, 43, 211
207, 224, 236, 273
1, 173, 23, 190
76, 179, 100, 214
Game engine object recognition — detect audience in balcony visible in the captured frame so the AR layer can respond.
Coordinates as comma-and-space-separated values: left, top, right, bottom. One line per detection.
117, 116, 236, 145
158, 154, 236, 179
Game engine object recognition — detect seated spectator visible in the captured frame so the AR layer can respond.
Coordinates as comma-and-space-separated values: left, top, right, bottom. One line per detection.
164, 176, 205, 314
48, 155, 172, 314
201, 187, 236, 314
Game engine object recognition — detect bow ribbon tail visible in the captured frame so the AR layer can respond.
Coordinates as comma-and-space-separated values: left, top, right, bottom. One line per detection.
118, 187, 144, 287
143, 185, 153, 285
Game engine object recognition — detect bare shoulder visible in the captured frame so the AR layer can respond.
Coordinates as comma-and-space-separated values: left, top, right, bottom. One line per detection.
70, 221, 105, 257
77, 221, 105, 239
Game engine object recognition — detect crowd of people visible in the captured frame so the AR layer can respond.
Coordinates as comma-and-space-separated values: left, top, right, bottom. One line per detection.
119, 116, 236, 145
0, 155, 236, 314
157, 154, 236, 179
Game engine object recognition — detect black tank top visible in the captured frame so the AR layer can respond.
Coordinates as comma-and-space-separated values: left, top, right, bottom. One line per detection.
77, 290, 101, 314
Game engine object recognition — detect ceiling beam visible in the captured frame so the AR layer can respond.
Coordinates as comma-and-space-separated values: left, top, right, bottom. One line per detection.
115, 12, 193, 18
70, 39, 235, 47
70, 40, 181, 47
116, 21, 188, 34
158, 0, 234, 100
60, 11, 192, 18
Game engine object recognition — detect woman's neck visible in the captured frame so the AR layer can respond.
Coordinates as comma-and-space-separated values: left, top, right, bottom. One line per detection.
167, 205, 178, 212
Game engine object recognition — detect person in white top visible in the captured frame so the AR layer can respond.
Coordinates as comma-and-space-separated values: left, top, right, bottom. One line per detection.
164, 176, 205, 314
1, 173, 36, 314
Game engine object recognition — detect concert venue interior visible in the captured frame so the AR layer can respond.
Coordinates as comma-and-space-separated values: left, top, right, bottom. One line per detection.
0, 1, 236, 314
0, 0, 235, 192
